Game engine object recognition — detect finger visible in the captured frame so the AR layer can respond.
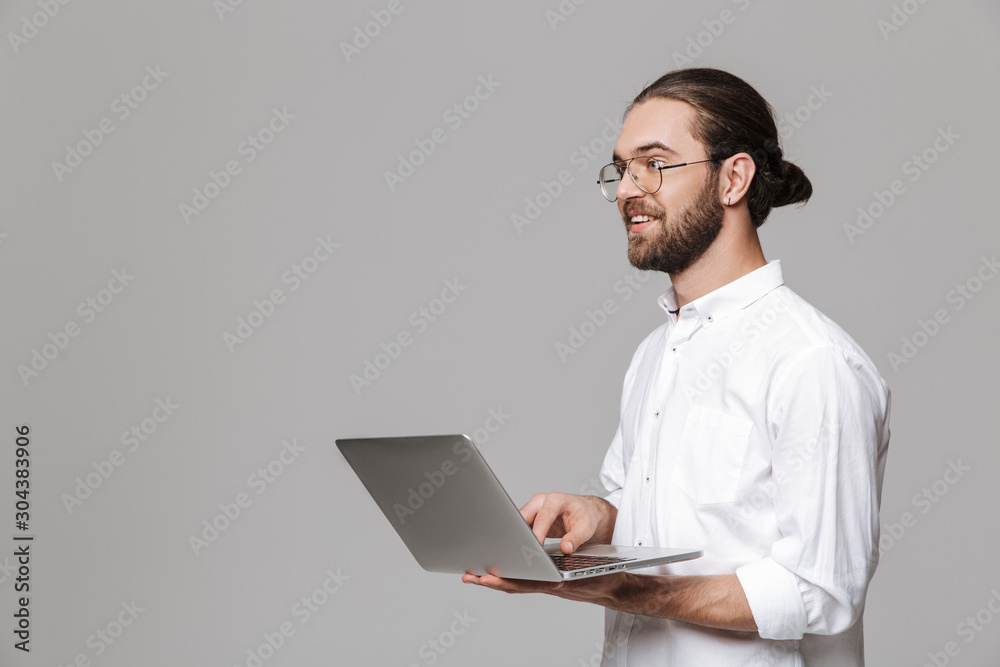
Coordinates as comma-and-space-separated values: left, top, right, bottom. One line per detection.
531, 505, 560, 545
561, 520, 597, 554
479, 573, 508, 587
518, 493, 546, 525
560, 498, 601, 553
463, 571, 509, 587
478, 574, 552, 594
467, 573, 511, 590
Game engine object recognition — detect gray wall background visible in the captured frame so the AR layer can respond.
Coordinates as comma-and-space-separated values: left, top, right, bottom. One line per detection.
2, 1, 999, 665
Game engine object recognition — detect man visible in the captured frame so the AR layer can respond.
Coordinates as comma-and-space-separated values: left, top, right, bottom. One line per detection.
463, 67, 891, 666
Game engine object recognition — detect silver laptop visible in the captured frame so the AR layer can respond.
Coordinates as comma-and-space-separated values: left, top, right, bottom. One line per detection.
336, 433, 701, 581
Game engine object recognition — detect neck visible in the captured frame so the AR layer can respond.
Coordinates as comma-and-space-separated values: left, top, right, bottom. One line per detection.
669, 214, 767, 310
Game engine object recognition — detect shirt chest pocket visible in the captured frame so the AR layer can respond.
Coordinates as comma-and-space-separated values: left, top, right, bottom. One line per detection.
671, 405, 754, 505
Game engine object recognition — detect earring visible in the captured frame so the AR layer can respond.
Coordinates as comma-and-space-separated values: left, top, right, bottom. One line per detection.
727, 197, 731, 206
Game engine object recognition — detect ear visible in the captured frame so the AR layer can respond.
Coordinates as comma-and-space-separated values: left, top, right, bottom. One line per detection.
718, 153, 756, 207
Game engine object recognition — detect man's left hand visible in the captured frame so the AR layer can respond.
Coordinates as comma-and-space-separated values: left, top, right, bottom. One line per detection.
461, 571, 625, 607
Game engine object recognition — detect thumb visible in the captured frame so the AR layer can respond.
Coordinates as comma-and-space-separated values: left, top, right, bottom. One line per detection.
562, 521, 596, 553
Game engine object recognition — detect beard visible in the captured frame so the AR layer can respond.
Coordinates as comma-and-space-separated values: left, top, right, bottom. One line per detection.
625, 172, 724, 275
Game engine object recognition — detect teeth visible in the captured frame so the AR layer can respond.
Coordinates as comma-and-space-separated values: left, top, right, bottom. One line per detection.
631, 215, 652, 223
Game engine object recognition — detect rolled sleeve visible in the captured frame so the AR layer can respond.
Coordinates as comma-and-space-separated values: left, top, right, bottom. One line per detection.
735, 557, 808, 639
741, 346, 891, 638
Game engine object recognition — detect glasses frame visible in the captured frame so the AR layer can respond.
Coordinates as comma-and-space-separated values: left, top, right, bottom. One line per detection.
597, 156, 720, 202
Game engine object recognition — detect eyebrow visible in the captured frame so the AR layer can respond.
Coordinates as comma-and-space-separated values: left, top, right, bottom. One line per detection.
612, 141, 681, 163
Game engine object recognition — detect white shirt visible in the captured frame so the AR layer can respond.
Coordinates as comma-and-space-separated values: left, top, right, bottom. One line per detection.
598, 259, 891, 667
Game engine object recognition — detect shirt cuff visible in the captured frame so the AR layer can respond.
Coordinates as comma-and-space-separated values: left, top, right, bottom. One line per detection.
735, 557, 808, 640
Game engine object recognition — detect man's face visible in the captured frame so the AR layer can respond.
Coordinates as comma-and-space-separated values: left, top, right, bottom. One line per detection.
612, 98, 724, 275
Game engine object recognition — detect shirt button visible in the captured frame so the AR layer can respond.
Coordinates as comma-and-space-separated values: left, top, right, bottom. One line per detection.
654, 410, 660, 418
645, 476, 650, 483
707, 315, 713, 322
637, 540, 643, 546
671, 347, 677, 352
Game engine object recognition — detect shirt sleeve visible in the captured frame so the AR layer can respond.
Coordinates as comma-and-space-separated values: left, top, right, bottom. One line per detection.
599, 421, 625, 509
597, 326, 663, 510
735, 345, 891, 639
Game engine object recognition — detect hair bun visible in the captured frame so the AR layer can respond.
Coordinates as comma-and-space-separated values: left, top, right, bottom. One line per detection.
773, 159, 812, 208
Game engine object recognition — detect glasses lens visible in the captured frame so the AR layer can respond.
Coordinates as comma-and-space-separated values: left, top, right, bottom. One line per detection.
598, 163, 623, 201
630, 156, 662, 195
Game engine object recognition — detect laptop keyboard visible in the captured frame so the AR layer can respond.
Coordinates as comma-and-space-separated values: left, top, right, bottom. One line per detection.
550, 554, 636, 572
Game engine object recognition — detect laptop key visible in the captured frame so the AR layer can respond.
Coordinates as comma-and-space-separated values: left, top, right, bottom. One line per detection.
550, 554, 637, 571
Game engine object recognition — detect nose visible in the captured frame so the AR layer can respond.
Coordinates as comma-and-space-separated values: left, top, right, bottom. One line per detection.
616, 163, 645, 202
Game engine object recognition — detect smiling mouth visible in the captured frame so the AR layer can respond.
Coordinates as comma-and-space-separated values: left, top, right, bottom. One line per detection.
627, 214, 659, 233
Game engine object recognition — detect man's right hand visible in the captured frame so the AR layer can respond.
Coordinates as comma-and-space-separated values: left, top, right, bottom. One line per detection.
519, 493, 618, 555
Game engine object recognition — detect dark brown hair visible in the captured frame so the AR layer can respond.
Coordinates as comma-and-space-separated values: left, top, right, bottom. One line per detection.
627, 67, 812, 228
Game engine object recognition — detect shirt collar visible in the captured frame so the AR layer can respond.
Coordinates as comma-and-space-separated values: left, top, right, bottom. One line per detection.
657, 259, 785, 322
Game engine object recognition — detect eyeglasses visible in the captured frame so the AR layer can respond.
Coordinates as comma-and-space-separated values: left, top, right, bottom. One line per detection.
597, 156, 719, 202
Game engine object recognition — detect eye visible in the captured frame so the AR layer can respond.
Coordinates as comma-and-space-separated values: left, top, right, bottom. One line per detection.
644, 157, 670, 171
